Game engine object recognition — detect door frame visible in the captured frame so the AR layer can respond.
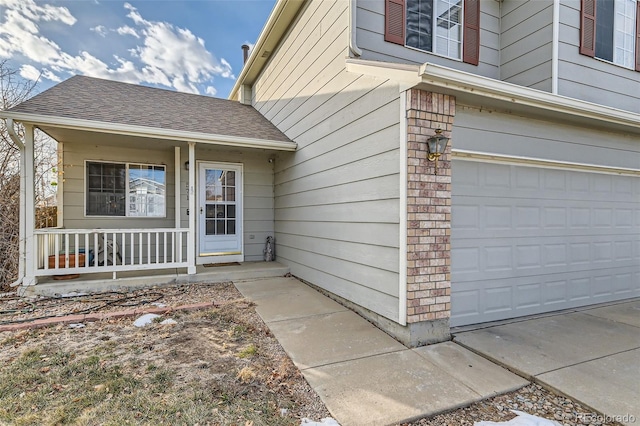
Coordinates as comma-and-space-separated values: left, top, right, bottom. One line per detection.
196, 161, 244, 264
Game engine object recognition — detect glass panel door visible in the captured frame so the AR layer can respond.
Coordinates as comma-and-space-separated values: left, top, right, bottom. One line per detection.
198, 163, 242, 260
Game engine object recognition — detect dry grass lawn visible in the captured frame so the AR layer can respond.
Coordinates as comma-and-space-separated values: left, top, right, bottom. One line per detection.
0, 283, 329, 425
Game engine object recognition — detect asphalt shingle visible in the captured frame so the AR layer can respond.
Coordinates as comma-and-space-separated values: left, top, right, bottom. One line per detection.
9, 75, 291, 143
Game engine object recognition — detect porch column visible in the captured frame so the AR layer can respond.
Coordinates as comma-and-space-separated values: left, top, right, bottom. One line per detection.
23, 124, 37, 286
174, 146, 181, 229
187, 142, 196, 274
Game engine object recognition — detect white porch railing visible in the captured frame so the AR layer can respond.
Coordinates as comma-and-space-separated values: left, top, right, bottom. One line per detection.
35, 228, 190, 276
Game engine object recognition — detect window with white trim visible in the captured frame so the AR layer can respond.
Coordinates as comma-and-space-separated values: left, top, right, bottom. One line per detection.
86, 161, 166, 217
384, 0, 479, 65
596, 0, 637, 68
406, 0, 463, 60
582, 0, 640, 71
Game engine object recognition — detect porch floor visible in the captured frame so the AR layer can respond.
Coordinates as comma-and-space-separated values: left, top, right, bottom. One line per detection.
24, 262, 290, 296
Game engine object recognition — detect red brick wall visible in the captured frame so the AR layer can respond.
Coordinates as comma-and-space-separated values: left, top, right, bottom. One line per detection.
405, 89, 455, 324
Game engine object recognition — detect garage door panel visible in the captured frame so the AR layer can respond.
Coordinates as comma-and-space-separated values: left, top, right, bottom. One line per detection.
456, 168, 638, 203
450, 267, 640, 326
451, 160, 640, 327
453, 234, 638, 283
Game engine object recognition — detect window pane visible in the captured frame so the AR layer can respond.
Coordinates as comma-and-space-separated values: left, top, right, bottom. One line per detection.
611, 0, 636, 68
128, 164, 165, 217
406, 0, 433, 52
216, 220, 226, 235
595, 0, 615, 62
227, 220, 236, 235
86, 162, 126, 216
206, 220, 215, 235
226, 187, 235, 202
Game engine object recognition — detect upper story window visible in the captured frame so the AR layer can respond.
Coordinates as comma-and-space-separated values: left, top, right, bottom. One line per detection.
581, 0, 640, 71
384, 0, 480, 65
86, 161, 166, 217
406, 0, 463, 60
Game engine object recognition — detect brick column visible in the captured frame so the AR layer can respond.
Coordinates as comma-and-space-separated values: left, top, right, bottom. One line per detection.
405, 89, 454, 337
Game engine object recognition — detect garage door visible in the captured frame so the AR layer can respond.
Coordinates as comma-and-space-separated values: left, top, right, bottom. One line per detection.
450, 159, 640, 327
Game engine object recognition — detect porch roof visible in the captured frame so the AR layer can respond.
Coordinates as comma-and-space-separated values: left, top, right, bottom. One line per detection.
2, 75, 296, 151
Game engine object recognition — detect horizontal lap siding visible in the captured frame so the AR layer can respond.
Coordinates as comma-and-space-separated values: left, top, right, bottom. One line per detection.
453, 106, 640, 170
62, 142, 175, 231
253, 0, 402, 321
179, 147, 275, 262
500, 0, 553, 91
557, 0, 640, 113
355, 0, 500, 79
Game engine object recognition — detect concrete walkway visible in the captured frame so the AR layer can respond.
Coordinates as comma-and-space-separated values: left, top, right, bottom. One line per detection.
235, 277, 528, 426
454, 299, 640, 426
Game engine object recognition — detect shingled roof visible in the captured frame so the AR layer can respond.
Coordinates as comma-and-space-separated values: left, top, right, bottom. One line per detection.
8, 75, 291, 143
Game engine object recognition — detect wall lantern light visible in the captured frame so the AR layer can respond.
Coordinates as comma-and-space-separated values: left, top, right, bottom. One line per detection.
426, 129, 449, 175
184, 161, 190, 171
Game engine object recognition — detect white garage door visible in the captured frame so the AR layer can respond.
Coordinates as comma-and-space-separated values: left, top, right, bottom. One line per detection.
450, 159, 640, 327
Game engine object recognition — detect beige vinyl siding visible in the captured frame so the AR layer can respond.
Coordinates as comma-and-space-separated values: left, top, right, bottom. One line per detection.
177, 146, 276, 262
557, 1, 640, 114
500, 0, 553, 91
252, 0, 402, 322
355, 0, 501, 79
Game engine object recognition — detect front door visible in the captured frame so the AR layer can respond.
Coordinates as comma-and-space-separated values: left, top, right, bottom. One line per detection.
198, 162, 243, 263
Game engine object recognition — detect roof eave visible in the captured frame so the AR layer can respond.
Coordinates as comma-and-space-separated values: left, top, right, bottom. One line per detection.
345, 58, 640, 133
228, 0, 306, 101
0, 111, 297, 151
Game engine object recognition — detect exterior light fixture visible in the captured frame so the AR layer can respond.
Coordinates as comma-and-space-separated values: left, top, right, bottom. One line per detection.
426, 129, 449, 175
184, 161, 189, 171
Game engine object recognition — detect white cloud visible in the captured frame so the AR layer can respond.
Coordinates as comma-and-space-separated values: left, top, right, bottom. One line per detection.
19, 63, 40, 80
0, 0, 233, 95
19, 63, 61, 82
116, 25, 139, 38
90, 25, 107, 37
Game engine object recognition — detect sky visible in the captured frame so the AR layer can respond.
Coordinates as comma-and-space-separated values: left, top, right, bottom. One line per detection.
0, 0, 277, 99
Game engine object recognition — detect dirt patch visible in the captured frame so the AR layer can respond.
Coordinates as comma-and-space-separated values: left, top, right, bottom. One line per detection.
0, 282, 330, 425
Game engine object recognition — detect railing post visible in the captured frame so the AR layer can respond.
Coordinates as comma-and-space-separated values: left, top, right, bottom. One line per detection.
187, 142, 196, 275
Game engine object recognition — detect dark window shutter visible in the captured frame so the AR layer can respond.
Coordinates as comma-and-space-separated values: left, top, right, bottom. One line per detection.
636, 0, 640, 71
463, 0, 480, 65
580, 0, 596, 56
385, 0, 405, 45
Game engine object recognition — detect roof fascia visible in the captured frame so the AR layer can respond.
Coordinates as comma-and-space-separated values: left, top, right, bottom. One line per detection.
228, 0, 306, 101
345, 58, 640, 132
0, 112, 297, 151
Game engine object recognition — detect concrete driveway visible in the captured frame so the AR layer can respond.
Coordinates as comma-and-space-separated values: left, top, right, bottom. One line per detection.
453, 298, 640, 426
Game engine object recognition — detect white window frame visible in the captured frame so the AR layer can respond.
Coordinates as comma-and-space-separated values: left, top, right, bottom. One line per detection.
613, 0, 637, 69
405, 0, 464, 61
595, 0, 638, 70
84, 160, 167, 218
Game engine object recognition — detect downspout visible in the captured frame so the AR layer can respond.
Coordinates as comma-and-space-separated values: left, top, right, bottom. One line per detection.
552, 0, 560, 94
349, 0, 362, 57
5, 119, 25, 287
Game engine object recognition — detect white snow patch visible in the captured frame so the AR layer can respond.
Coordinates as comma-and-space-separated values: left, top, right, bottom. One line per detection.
133, 313, 161, 327
160, 318, 177, 325
475, 410, 562, 426
300, 418, 340, 426
68, 323, 85, 329
151, 302, 167, 308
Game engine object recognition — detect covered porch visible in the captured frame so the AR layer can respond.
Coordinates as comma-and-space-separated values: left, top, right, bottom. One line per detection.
1, 75, 296, 291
